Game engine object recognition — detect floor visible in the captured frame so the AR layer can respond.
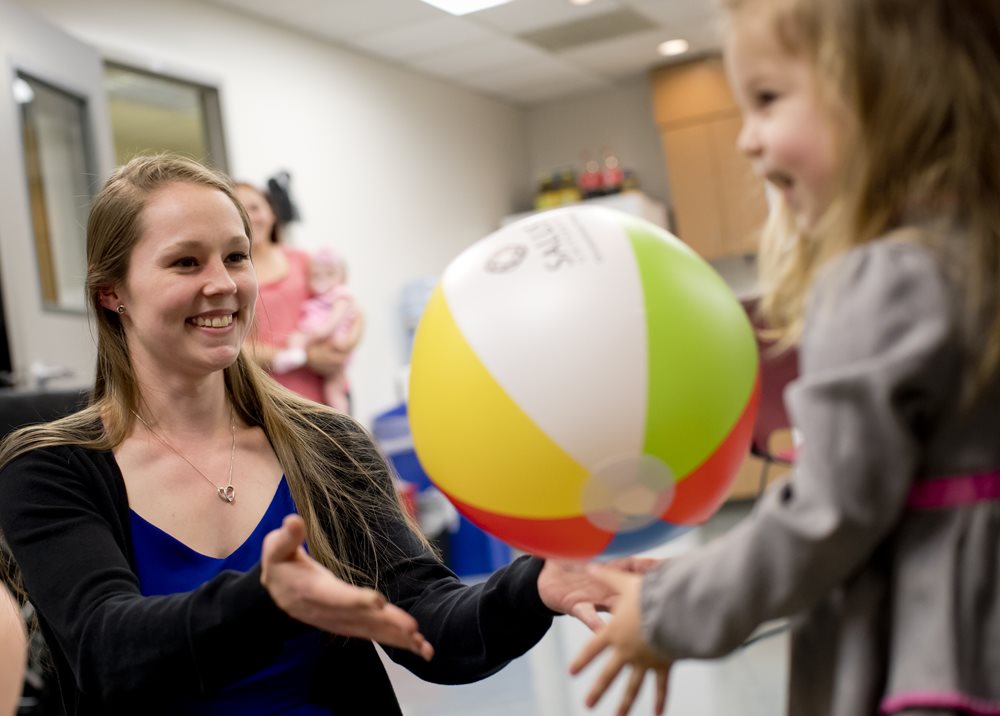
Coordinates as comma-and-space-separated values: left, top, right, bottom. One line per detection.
382, 501, 789, 716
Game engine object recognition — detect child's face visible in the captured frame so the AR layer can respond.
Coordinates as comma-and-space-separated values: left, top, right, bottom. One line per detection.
310, 261, 342, 294
725, 10, 842, 230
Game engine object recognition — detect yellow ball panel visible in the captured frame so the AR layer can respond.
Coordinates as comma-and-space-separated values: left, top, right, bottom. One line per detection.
410, 286, 588, 519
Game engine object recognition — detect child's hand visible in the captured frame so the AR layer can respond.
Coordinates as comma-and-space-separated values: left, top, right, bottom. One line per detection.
569, 565, 672, 716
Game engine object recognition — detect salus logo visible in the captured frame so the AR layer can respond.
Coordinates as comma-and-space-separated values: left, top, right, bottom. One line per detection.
485, 245, 528, 273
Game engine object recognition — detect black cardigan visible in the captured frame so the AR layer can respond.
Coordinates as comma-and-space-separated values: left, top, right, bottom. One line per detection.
0, 432, 554, 715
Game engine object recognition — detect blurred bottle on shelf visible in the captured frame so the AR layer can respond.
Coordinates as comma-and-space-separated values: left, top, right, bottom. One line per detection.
601, 147, 625, 195
622, 168, 641, 192
579, 151, 604, 199
557, 167, 582, 205
533, 175, 560, 210
531, 150, 640, 211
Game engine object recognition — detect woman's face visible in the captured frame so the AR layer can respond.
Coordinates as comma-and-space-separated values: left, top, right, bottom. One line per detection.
108, 182, 258, 382
235, 184, 276, 247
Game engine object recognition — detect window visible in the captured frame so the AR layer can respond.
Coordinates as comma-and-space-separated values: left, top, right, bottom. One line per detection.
104, 63, 227, 170
16, 73, 94, 313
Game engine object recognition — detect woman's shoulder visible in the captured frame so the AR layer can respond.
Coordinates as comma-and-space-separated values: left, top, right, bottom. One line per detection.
0, 439, 122, 529
1, 439, 114, 481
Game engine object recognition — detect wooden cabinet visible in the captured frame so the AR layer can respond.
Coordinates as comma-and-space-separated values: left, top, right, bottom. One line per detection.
650, 59, 766, 259
725, 429, 794, 500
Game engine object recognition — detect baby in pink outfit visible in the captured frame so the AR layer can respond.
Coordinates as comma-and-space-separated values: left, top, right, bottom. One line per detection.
272, 247, 361, 413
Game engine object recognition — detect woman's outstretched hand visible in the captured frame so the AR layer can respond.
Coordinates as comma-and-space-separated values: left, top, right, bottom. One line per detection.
569, 565, 672, 716
261, 514, 433, 661
537, 556, 660, 632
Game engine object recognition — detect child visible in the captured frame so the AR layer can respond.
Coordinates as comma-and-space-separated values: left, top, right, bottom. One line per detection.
272, 247, 362, 413
571, 0, 1000, 715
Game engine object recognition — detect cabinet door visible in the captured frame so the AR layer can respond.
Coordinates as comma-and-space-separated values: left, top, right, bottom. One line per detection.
710, 114, 767, 255
661, 123, 724, 257
650, 58, 736, 126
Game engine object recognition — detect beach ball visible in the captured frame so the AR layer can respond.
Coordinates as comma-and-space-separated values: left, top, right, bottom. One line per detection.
408, 206, 759, 559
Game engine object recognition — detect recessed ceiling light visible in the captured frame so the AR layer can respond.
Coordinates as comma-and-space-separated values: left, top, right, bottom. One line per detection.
417, 0, 514, 15
569, 0, 596, 5
658, 39, 690, 56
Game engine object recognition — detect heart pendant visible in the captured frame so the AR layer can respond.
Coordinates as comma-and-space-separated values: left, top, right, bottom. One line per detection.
218, 485, 236, 503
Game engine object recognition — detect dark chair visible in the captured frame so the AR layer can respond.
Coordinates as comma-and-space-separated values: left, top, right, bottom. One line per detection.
0, 388, 90, 435
741, 297, 799, 494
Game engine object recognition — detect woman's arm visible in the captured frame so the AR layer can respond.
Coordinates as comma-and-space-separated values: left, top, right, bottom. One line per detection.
324, 417, 555, 684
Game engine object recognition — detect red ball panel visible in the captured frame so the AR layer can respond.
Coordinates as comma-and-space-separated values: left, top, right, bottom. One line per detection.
443, 489, 614, 559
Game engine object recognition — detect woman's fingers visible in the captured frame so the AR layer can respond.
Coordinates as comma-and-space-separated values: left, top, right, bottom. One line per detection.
586, 563, 631, 592
314, 591, 433, 661
262, 514, 307, 565
317, 582, 384, 610
359, 604, 434, 659
622, 557, 662, 574
570, 602, 605, 633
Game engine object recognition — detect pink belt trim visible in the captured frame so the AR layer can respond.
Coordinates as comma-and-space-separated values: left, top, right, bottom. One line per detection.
881, 691, 1000, 714
907, 470, 1000, 510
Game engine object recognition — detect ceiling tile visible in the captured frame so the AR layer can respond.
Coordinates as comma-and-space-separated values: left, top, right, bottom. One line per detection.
470, 0, 627, 35
409, 35, 551, 78
205, 0, 444, 42
350, 17, 498, 61
557, 28, 671, 79
519, 7, 657, 52
559, 26, 721, 80
623, 0, 719, 31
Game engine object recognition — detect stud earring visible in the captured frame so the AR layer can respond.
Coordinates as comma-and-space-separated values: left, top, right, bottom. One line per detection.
116, 305, 126, 314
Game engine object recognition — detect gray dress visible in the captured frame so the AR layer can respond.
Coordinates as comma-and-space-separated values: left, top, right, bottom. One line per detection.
640, 233, 1000, 715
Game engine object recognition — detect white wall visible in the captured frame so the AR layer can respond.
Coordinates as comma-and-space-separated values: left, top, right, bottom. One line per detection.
524, 76, 670, 208
21, 0, 532, 424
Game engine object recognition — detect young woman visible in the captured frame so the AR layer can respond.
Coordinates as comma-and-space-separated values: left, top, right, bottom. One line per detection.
0, 154, 640, 715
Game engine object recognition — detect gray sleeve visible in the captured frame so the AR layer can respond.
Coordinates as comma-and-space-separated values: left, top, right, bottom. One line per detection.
639, 241, 960, 659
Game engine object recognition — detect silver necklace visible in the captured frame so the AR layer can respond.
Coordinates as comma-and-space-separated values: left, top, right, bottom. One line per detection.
131, 406, 237, 504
